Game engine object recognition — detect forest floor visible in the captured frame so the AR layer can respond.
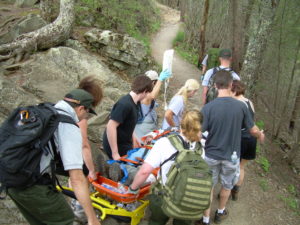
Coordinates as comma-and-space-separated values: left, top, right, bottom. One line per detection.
0, 1, 299, 225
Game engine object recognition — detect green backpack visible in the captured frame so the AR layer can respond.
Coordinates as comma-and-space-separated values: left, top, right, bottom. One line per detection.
153, 134, 212, 220
206, 48, 220, 70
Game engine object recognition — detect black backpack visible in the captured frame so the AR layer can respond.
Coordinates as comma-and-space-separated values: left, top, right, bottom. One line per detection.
206, 67, 233, 104
0, 103, 78, 196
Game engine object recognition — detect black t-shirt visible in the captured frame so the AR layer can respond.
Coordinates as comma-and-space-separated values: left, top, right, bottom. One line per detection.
201, 97, 254, 160
103, 94, 138, 158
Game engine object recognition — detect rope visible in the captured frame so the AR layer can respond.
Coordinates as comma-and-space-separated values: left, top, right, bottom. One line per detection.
164, 79, 169, 110
162, 49, 174, 111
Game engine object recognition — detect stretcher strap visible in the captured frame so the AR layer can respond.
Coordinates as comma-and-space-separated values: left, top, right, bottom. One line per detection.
120, 164, 128, 184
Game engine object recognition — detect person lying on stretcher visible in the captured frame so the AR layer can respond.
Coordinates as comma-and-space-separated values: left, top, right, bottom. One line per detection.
98, 127, 180, 186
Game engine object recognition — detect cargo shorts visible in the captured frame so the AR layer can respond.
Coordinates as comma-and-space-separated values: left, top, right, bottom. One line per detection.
204, 156, 240, 190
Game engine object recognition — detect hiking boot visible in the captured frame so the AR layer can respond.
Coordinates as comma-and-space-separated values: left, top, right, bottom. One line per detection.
195, 219, 210, 225
96, 151, 109, 177
231, 185, 240, 201
108, 162, 123, 182
214, 209, 229, 224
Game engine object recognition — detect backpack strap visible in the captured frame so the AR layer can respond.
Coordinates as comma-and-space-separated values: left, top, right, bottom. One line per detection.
160, 134, 201, 168
158, 134, 202, 181
208, 67, 220, 87
38, 106, 78, 154
137, 100, 156, 123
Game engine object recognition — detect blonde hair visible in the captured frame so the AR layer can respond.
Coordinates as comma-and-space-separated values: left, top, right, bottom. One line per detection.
175, 79, 200, 104
180, 110, 202, 142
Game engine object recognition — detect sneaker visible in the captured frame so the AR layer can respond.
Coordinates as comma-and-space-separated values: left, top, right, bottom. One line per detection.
231, 185, 240, 201
195, 219, 210, 225
108, 162, 123, 182
214, 209, 229, 224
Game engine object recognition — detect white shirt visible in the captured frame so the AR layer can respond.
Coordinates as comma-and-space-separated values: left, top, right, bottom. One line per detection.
145, 136, 198, 185
161, 95, 185, 129
202, 66, 240, 86
54, 100, 83, 171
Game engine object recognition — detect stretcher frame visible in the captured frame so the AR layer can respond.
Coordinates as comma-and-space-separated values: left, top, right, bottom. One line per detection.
57, 185, 149, 225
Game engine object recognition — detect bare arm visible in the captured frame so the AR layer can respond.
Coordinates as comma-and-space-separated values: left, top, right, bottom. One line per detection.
69, 169, 100, 225
165, 109, 176, 127
130, 162, 154, 190
106, 119, 121, 160
132, 132, 140, 148
149, 80, 163, 100
249, 125, 265, 143
78, 119, 96, 180
202, 86, 208, 105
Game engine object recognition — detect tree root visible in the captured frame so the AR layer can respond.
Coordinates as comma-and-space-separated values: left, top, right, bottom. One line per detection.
0, 0, 75, 61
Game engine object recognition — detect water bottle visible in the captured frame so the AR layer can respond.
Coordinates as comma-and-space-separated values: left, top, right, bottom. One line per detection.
231, 151, 238, 165
102, 184, 115, 191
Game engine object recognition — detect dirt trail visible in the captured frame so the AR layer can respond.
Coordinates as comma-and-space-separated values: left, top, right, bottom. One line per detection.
150, 3, 201, 107
149, 2, 299, 225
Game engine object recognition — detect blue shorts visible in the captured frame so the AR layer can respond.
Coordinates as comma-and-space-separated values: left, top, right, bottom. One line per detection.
204, 156, 240, 190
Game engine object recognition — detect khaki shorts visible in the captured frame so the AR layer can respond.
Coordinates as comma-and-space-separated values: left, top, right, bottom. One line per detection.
204, 156, 240, 190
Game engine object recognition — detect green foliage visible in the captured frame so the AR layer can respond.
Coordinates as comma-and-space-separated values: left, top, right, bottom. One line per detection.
278, 184, 300, 214
287, 184, 297, 195
74, 0, 161, 49
255, 120, 265, 130
279, 195, 299, 214
256, 144, 261, 154
172, 30, 198, 65
173, 31, 185, 46
256, 156, 270, 173
259, 179, 269, 191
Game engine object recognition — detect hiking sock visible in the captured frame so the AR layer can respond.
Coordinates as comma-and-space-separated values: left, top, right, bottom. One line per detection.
203, 216, 210, 223
217, 208, 225, 214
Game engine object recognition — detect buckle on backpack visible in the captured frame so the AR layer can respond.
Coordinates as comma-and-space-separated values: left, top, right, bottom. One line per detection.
20, 110, 29, 120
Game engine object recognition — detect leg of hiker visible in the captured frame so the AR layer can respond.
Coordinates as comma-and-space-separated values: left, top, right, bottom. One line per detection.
214, 186, 230, 224
173, 218, 194, 225
231, 159, 248, 200
199, 157, 221, 225
197, 189, 214, 225
148, 194, 169, 225
219, 187, 231, 209
214, 160, 239, 223
8, 185, 74, 225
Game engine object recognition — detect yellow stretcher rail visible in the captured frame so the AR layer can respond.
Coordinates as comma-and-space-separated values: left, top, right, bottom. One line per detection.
56, 185, 149, 225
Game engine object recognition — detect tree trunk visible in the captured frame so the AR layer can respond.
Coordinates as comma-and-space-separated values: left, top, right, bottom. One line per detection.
197, 0, 209, 68
240, 1, 278, 97
0, 0, 74, 59
179, 0, 186, 22
274, 38, 300, 137
288, 85, 300, 170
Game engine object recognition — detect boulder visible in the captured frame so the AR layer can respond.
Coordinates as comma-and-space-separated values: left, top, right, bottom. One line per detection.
0, 46, 129, 144
0, 14, 47, 45
84, 29, 155, 76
